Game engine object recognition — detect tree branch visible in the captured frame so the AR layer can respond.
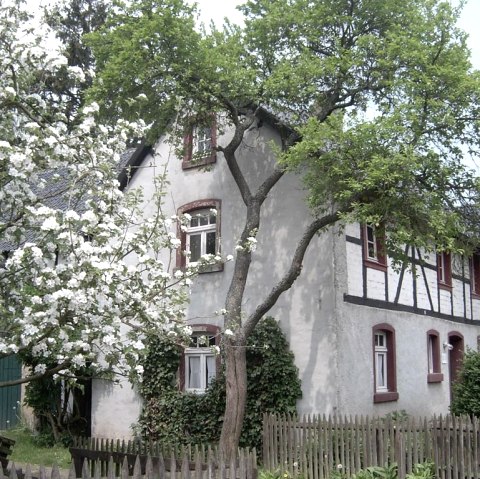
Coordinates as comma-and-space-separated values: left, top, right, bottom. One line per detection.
243, 209, 347, 337
0, 361, 72, 388
222, 114, 257, 205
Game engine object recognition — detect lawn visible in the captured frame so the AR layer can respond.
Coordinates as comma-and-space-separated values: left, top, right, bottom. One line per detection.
0, 428, 71, 468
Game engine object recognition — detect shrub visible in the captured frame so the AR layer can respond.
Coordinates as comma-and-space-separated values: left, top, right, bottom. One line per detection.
450, 349, 480, 417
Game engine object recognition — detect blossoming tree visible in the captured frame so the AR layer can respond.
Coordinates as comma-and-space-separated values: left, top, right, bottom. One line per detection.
0, 0, 216, 388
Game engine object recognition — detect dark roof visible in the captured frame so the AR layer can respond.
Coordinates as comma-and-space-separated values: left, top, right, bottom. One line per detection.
0, 142, 151, 251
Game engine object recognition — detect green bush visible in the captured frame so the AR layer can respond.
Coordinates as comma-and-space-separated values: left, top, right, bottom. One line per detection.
450, 349, 480, 417
137, 317, 302, 451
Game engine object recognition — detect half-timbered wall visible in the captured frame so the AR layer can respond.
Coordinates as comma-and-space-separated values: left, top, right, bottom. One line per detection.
344, 223, 480, 323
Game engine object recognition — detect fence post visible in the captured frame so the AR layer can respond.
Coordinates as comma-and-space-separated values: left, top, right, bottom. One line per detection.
395, 431, 405, 479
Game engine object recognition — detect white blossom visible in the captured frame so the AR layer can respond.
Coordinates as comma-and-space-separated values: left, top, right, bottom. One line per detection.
0, 1, 197, 387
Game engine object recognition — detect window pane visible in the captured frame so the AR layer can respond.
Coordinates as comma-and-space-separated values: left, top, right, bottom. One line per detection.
199, 214, 208, 226
190, 217, 198, 227
428, 337, 434, 373
210, 214, 216, 224
376, 353, 386, 389
206, 232, 216, 255
197, 127, 212, 153
206, 355, 216, 385
188, 356, 201, 389
189, 234, 201, 261
367, 226, 377, 259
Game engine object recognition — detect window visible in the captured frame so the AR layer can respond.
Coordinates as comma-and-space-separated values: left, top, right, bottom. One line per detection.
372, 324, 398, 403
437, 252, 452, 290
180, 325, 220, 393
176, 200, 222, 272
427, 330, 443, 383
471, 253, 480, 297
183, 118, 216, 169
186, 209, 217, 263
374, 332, 388, 392
363, 224, 387, 271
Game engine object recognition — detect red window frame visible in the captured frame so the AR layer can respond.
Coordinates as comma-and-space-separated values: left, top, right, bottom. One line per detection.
182, 117, 217, 169
427, 329, 443, 383
372, 323, 398, 403
437, 252, 452, 290
362, 224, 387, 271
471, 253, 480, 298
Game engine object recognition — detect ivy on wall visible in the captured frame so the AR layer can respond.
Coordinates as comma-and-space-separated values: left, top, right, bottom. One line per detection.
137, 317, 302, 451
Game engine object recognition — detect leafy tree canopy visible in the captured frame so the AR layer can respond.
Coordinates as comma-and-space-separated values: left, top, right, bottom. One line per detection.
89, 0, 480, 259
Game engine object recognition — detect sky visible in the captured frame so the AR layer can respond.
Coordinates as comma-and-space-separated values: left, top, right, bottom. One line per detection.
31, 0, 479, 68
191, 0, 480, 68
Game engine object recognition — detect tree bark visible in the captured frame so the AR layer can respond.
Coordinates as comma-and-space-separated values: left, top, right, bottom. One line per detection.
219, 334, 247, 460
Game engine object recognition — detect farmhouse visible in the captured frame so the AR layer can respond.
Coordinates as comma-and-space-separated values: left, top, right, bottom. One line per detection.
90, 115, 480, 438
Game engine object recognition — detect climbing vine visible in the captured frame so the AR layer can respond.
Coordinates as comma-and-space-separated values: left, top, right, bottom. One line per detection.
137, 317, 301, 451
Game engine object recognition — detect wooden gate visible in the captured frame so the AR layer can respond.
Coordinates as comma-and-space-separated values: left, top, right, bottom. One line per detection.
0, 355, 21, 429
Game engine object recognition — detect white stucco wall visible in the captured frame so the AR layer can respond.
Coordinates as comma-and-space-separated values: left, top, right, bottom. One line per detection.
90, 119, 480, 438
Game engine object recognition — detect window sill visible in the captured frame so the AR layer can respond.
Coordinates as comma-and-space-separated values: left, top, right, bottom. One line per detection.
182, 153, 216, 170
364, 259, 387, 272
374, 391, 399, 403
438, 282, 452, 292
427, 372, 444, 383
199, 263, 223, 274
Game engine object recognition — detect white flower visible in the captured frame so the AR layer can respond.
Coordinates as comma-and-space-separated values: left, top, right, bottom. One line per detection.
41, 216, 60, 231
224, 328, 234, 336
226, 254, 234, 261
34, 363, 47, 374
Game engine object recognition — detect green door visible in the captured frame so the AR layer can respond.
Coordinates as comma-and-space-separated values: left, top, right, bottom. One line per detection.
0, 356, 21, 430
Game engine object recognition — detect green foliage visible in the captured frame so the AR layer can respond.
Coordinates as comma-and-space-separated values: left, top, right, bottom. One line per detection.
137, 317, 301, 450
405, 462, 435, 479
22, 353, 93, 445
243, 317, 302, 449
90, 0, 480, 257
0, 427, 71, 468
351, 464, 398, 479
450, 349, 480, 417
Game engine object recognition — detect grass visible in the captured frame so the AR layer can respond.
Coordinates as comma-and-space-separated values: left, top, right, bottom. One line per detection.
0, 428, 71, 468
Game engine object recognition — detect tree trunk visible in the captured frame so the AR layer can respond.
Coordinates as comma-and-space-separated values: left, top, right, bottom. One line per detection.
219, 336, 247, 460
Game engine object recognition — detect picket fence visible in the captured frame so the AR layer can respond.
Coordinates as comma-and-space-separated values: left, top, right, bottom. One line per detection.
1, 449, 257, 479
263, 413, 480, 479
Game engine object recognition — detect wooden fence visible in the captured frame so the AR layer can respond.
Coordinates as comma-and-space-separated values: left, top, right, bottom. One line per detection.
66, 438, 257, 479
263, 414, 480, 479
2, 449, 257, 479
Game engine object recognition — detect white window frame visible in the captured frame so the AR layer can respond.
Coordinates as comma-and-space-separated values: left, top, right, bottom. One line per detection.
186, 209, 217, 264
193, 125, 213, 156
184, 337, 216, 394
438, 253, 446, 284
375, 332, 388, 392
